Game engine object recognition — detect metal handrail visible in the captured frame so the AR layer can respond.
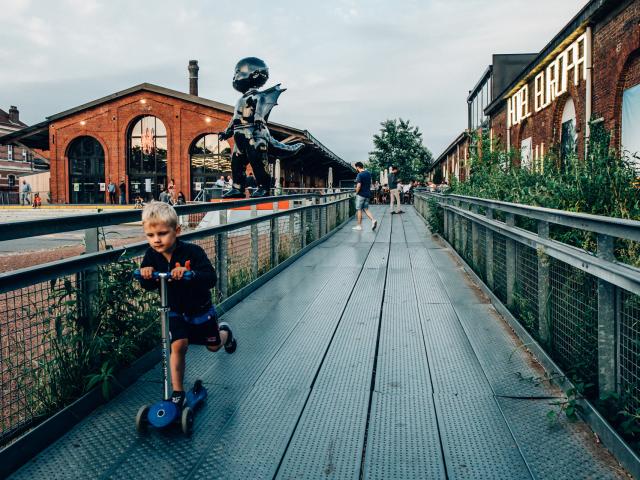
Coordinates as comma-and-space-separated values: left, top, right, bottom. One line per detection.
0, 191, 354, 242
426, 192, 640, 241
0, 195, 351, 294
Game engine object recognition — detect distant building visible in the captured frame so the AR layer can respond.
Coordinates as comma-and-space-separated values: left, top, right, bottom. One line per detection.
0, 61, 354, 204
0, 106, 49, 201
429, 54, 536, 182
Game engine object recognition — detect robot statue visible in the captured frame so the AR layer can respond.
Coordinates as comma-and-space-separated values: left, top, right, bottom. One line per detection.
219, 57, 304, 198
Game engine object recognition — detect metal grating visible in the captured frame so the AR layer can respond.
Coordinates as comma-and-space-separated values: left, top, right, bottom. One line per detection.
515, 242, 539, 337
493, 233, 507, 303
549, 259, 598, 388
618, 288, 640, 413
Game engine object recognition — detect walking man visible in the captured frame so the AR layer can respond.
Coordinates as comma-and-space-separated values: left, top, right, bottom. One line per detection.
388, 165, 403, 214
20, 179, 32, 205
352, 162, 378, 231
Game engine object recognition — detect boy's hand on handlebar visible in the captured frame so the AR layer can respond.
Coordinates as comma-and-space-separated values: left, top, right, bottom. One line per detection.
171, 266, 189, 281
140, 267, 155, 280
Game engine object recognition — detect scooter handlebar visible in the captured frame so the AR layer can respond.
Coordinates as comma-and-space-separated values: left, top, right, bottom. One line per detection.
133, 269, 195, 281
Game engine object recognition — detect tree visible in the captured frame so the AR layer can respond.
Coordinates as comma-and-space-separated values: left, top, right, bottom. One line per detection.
368, 118, 433, 182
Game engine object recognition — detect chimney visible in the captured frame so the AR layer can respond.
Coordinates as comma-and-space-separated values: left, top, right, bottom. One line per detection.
8, 106, 19, 123
188, 60, 199, 96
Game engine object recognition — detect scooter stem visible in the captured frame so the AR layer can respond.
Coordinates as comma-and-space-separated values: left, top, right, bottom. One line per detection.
159, 274, 172, 401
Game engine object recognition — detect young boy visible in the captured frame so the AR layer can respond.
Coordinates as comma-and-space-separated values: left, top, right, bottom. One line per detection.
138, 202, 237, 409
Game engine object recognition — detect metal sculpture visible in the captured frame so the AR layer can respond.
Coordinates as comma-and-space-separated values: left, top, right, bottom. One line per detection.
219, 57, 304, 198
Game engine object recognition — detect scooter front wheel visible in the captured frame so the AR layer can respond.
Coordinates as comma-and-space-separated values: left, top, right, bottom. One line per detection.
181, 406, 194, 435
135, 404, 151, 433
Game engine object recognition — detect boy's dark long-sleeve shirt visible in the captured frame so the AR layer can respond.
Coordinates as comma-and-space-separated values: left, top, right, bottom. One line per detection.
139, 239, 217, 316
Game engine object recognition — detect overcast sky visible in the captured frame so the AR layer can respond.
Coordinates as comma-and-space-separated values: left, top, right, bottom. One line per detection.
0, 0, 585, 162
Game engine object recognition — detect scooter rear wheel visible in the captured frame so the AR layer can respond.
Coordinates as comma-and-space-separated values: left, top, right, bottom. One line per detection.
135, 404, 151, 433
181, 406, 194, 435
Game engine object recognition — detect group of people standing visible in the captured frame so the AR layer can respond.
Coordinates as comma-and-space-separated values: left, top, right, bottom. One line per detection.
107, 179, 127, 205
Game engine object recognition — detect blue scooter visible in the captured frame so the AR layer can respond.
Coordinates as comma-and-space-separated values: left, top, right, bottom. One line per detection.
133, 269, 208, 435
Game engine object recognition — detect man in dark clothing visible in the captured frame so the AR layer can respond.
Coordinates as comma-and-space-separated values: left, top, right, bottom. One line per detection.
119, 179, 127, 205
107, 180, 117, 205
139, 202, 237, 409
353, 162, 378, 231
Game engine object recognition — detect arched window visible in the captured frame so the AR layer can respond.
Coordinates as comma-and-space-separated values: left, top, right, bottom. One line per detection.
127, 116, 167, 201
189, 134, 231, 199
68, 136, 105, 204
7, 175, 16, 188
622, 83, 640, 172
560, 97, 577, 161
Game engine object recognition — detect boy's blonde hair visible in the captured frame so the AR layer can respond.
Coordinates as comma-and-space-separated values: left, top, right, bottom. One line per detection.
142, 201, 178, 228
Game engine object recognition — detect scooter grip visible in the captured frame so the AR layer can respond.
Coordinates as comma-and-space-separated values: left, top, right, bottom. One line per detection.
133, 269, 194, 281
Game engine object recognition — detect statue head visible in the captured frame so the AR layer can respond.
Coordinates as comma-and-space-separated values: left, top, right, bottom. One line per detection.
232, 57, 269, 93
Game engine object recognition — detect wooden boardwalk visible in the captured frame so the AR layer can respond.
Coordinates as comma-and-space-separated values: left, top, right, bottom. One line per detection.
12, 206, 626, 479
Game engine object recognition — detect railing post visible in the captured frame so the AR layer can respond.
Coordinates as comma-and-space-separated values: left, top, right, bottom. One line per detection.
486, 208, 494, 290
537, 221, 551, 345
78, 227, 100, 340
319, 197, 327, 237
216, 210, 228, 300
271, 201, 280, 267
443, 198, 448, 237
454, 201, 461, 251
448, 202, 454, 243
288, 199, 295, 254
460, 202, 468, 257
471, 205, 479, 268
301, 205, 307, 249
597, 233, 616, 393
505, 213, 516, 307
251, 204, 258, 280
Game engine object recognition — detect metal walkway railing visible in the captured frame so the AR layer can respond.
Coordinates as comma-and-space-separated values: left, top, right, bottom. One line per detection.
415, 192, 640, 475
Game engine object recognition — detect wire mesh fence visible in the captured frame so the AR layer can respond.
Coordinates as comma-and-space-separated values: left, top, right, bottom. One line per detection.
514, 242, 539, 337
618, 288, 640, 413
549, 259, 599, 390
0, 194, 354, 447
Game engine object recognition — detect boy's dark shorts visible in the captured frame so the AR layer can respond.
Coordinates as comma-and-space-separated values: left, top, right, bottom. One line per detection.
169, 308, 220, 346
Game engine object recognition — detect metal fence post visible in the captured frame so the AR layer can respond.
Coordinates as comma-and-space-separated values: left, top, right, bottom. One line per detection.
251, 204, 259, 280
78, 227, 100, 340
454, 201, 461, 251
319, 197, 326, 237
597, 233, 616, 393
460, 202, 468, 257
271, 201, 280, 267
301, 206, 307, 249
537, 221, 551, 345
471, 205, 479, 268
216, 210, 228, 300
443, 198, 448, 236
505, 213, 516, 307
288, 199, 295, 254
486, 208, 494, 290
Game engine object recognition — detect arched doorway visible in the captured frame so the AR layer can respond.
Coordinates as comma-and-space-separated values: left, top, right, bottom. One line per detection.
127, 116, 167, 201
68, 136, 105, 204
189, 133, 231, 199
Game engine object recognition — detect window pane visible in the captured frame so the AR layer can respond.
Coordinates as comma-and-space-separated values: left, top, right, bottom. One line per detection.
622, 83, 640, 172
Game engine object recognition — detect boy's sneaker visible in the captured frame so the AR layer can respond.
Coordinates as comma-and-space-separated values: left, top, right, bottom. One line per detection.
372, 220, 378, 231
171, 390, 186, 409
352, 225, 363, 231
218, 322, 237, 354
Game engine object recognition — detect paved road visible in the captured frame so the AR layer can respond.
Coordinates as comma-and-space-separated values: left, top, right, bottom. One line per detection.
10, 207, 626, 479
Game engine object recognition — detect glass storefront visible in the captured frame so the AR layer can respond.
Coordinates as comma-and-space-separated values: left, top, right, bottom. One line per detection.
190, 133, 231, 200
127, 116, 167, 201
68, 136, 105, 204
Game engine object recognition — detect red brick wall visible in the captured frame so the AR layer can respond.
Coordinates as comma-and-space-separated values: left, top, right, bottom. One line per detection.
49, 91, 232, 203
592, 0, 640, 150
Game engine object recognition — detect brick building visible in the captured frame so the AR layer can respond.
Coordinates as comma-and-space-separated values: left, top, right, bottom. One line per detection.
429, 0, 640, 181
0, 106, 49, 201
488, 0, 640, 171
0, 62, 354, 204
